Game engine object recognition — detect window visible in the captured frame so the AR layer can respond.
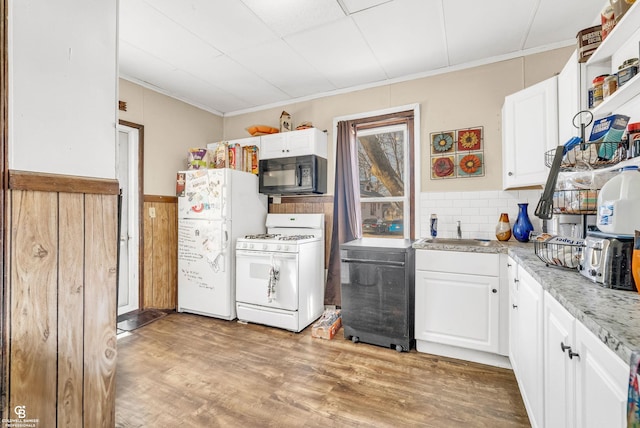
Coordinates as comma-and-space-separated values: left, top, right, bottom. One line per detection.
356, 123, 410, 239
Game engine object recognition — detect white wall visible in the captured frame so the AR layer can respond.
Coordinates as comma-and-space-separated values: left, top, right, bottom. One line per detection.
118, 79, 224, 196
9, 0, 118, 179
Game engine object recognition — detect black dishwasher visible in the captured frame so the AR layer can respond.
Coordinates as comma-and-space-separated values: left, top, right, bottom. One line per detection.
340, 238, 415, 352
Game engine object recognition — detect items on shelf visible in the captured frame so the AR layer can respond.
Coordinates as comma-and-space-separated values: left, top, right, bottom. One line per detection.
187, 147, 214, 170
576, 25, 602, 63
187, 142, 259, 174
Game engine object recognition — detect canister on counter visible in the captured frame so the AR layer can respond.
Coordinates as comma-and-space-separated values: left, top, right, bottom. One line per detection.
603, 74, 618, 99
618, 58, 638, 87
592, 75, 608, 107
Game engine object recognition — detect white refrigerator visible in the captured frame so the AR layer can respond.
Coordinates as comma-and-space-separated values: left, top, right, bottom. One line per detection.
177, 168, 267, 319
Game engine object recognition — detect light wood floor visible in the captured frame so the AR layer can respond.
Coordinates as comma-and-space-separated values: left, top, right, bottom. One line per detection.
115, 313, 529, 427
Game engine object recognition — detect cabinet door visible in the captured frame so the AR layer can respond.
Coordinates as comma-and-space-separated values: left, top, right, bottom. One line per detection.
574, 321, 628, 428
259, 133, 287, 159
502, 76, 558, 189
507, 258, 519, 372
514, 266, 544, 428
286, 129, 316, 158
415, 270, 499, 353
544, 291, 576, 428
558, 50, 583, 146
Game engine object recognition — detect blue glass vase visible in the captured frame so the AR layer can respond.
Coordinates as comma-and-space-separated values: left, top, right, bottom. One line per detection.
513, 203, 534, 243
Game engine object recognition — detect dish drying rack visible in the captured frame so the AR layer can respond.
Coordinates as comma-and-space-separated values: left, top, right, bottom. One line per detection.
533, 234, 585, 269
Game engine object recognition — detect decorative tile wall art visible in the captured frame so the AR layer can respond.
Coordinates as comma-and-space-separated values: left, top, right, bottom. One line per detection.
430, 126, 484, 179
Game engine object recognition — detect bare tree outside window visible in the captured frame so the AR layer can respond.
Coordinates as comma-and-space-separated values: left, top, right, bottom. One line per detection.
357, 124, 409, 238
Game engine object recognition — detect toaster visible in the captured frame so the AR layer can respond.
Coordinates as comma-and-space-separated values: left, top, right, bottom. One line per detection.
578, 231, 636, 291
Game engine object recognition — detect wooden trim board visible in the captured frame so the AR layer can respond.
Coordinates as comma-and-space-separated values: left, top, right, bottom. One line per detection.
9, 170, 119, 195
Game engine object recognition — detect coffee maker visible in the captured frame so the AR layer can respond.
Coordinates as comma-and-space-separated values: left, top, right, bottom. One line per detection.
543, 214, 595, 239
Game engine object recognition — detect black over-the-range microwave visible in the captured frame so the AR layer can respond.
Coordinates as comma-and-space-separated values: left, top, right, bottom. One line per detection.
259, 154, 327, 195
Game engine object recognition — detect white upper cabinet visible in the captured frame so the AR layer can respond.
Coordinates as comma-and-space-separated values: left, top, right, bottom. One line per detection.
558, 50, 586, 144
260, 128, 328, 160
502, 76, 559, 189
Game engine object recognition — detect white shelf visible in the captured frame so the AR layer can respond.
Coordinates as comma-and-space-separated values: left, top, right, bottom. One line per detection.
591, 73, 640, 116
587, 2, 640, 65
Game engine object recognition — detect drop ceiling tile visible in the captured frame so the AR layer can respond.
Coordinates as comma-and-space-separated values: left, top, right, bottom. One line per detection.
120, 0, 223, 70
158, 70, 250, 113
352, 0, 448, 78
228, 39, 337, 98
148, 0, 278, 54
524, 0, 603, 49
443, 0, 537, 65
239, 0, 346, 37
119, 41, 178, 90
285, 17, 388, 88
193, 55, 292, 107
341, 0, 393, 14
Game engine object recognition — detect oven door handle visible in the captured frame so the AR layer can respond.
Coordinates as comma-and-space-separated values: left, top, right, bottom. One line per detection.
236, 250, 298, 260
340, 258, 405, 267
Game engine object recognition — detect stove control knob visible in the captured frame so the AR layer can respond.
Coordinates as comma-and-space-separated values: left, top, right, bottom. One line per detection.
589, 269, 597, 277
262, 244, 268, 250
249, 243, 254, 249
276, 244, 282, 250
283, 246, 290, 251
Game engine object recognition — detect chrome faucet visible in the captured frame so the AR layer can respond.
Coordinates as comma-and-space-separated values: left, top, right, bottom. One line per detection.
456, 221, 462, 239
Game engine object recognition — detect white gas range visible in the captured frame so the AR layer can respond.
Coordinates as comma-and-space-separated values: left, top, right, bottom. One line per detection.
235, 213, 325, 332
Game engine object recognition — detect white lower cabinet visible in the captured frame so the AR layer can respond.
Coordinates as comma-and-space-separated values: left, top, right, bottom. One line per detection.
543, 291, 576, 428
544, 290, 629, 428
509, 261, 544, 428
415, 250, 508, 367
507, 272, 630, 428
574, 319, 628, 428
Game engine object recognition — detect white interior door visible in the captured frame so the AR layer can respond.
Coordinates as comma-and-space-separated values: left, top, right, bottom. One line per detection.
117, 125, 140, 315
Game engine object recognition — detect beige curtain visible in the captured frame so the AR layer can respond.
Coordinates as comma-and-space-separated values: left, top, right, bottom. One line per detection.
325, 120, 361, 306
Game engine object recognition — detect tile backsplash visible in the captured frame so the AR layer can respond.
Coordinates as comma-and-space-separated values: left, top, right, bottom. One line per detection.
420, 189, 544, 240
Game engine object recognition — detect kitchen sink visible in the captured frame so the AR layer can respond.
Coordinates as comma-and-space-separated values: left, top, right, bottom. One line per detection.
418, 238, 503, 247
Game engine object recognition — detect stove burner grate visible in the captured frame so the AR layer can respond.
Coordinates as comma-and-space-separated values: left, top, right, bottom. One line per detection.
279, 234, 315, 241
244, 233, 281, 240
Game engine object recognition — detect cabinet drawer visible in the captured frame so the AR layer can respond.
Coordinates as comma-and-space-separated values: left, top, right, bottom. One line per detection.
416, 250, 499, 276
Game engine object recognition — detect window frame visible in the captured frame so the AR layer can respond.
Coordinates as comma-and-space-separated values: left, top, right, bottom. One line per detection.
333, 104, 420, 240
356, 123, 410, 239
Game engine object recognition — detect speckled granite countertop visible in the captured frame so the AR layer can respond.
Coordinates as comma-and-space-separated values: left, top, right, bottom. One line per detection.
413, 238, 639, 365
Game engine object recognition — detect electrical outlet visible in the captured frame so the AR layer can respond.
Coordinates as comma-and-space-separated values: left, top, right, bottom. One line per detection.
149, 207, 156, 218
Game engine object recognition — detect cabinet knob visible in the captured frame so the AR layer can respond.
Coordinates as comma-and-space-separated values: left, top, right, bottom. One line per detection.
508, 171, 513, 176
512, 304, 518, 309
507, 263, 512, 267
513, 278, 519, 283
492, 288, 498, 293
560, 342, 571, 353
568, 350, 580, 360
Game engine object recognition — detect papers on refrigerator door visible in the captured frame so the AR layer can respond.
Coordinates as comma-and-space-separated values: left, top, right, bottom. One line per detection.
179, 169, 224, 218
178, 219, 225, 288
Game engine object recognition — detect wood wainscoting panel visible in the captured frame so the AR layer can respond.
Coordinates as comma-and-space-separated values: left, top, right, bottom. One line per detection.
9, 190, 59, 426
268, 196, 333, 269
6, 171, 120, 427
143, 196, 177, 310
58, 193, 85, 427
83, 194, 118, 427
